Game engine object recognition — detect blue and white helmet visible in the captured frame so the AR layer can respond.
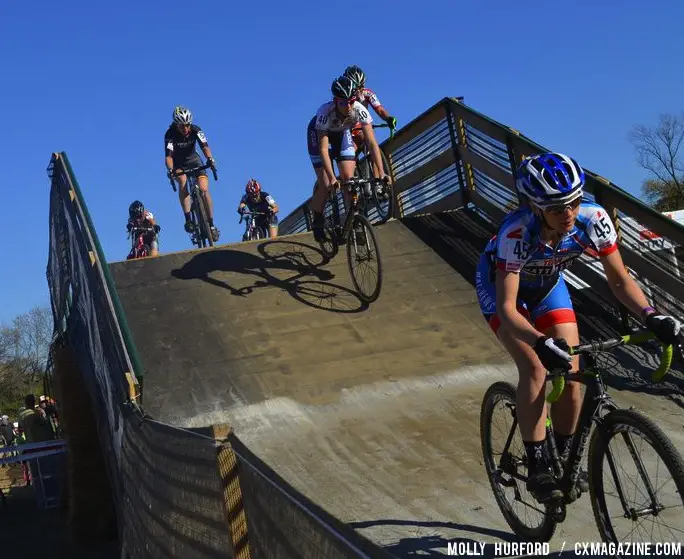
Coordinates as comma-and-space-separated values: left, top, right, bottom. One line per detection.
516, 152, 585, 208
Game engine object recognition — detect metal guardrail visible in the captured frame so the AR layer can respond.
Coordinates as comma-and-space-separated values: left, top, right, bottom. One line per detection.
279, 97, 684, 325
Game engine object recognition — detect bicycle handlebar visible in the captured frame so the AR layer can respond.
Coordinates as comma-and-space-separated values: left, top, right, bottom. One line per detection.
239, 210, 269, 223
169, 162, 218, 191
371, 122, 395, 139
546, 330, 676, 403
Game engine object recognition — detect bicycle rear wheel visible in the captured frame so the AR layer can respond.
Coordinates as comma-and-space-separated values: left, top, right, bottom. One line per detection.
357, 153, 394, 224
480, 381, 558, 542
588, 408, 684, 548
346, 213, 382, 303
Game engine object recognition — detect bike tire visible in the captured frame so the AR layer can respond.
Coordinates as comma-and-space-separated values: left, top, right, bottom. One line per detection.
357, 155, 395, 224
346, 213, 382, 303
195, 192, 214, 248
480, 381, 558, 542
588, 408, 684, 547
248, 226, 267, 241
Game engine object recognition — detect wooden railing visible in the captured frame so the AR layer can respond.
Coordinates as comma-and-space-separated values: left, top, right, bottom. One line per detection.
279, 97, 684, 323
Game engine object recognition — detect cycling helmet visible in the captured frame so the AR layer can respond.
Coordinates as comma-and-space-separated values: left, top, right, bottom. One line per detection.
172, 106, 193, 125
129, 200, 144, 220
343, 65, 366, 88
516, 152, 585, 208
331, 75, 356, 100
246, 178, 261, 197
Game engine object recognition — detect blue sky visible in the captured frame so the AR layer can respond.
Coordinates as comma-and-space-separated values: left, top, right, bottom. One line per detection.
2, 0, 683, 324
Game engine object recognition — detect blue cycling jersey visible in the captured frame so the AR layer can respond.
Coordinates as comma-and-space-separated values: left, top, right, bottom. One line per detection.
483, 201, 619, 289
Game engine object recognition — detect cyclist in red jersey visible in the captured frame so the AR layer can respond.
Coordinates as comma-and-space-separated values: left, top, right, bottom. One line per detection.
343, 65, 397, 155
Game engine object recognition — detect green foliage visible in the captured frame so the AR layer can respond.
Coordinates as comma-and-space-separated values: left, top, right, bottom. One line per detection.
0, 306, 53, 419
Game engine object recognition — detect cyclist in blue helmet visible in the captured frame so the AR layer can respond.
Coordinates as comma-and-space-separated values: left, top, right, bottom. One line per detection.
475, 152, 681, 503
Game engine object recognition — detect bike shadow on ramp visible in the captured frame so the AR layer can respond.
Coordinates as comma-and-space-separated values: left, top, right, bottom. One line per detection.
170, 239, 370, 313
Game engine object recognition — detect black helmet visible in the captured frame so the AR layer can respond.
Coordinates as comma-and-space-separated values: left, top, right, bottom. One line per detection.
129, 200, 144, 219
343, 65, 365, 88
331, 75, 356, 100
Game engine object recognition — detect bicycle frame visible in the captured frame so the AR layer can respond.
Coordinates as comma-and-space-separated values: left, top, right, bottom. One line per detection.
500, 330, 676, 507
127, 226, 155, 259
239, 211, 268, 240
170, 160, 218, 247
326, 177, 371, 241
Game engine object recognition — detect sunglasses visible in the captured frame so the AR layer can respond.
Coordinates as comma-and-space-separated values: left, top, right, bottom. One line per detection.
544, 197, 582, 214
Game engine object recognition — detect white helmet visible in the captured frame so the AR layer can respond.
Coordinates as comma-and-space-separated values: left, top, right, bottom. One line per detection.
172, 106, 193, 125
516, 152, 585, 208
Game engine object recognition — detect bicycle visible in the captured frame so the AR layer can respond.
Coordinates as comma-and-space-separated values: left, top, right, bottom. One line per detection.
126, 225, 157, 260
170, 161, 219, 249
310, 123, 396, 225
480, 329, 684, 545
239, 210, 269, 241
354, 123, 395, 224
318, 176, 383, 303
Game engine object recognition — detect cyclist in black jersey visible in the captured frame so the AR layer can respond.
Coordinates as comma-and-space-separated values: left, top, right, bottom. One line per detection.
164, 106, 219, 241
237, 179, 280, 239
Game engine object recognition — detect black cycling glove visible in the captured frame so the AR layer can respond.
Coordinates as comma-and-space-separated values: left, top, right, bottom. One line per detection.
645, 312, 682, 345
534, 336, 573, 372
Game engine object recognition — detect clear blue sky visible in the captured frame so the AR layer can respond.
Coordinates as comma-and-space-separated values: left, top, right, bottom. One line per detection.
2, 0, 683, 324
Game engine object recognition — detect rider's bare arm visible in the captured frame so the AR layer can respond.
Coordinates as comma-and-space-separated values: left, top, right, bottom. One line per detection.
374, 104, 390, 120
600, 248, 652, 316
317, 131, 336, 184
495, 269, 545, 345
362, 123, 386, 179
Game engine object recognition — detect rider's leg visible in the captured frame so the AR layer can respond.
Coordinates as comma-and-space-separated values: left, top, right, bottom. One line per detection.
476, 257, 561, 502
337, 130, 357, 211
176, 174, 194, 232
337, 159, 356, 211
308, 117, 330, 241
268, 214, 279, 239
149, 237, 159, 257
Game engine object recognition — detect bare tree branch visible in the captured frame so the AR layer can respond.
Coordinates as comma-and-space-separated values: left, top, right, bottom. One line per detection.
629, 113, 684, 210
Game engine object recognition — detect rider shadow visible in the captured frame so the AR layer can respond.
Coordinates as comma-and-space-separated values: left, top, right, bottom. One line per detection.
170, 240, 369, 314
348, 519, 517, 558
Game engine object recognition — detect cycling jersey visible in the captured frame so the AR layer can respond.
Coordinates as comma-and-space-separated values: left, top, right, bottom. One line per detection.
486, 202, 618, 287
164, 124, 209, 162
128, 210, 155, 229
240, 192, 276, 214
314, 100, 373, 132
476, 201, 619, 332
355, 88, 383, 111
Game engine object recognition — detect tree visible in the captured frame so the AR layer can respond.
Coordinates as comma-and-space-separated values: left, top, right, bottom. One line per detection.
629, 113, 684, 211
0, 305, 53, 414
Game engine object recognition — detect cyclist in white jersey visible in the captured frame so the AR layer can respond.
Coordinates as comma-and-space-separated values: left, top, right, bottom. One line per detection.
307, 75, 389, 241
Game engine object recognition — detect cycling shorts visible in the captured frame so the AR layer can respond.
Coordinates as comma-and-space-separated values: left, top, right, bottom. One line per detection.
173, 152, 207, 177
256, 214, 279, 229
475, 252, 576, 334
307, 116, 356, 168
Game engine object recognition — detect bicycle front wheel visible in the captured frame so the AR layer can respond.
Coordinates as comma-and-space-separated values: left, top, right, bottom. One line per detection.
195, 192, 214, 248
588, 408, 684, 548
346, 213, 382, 303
